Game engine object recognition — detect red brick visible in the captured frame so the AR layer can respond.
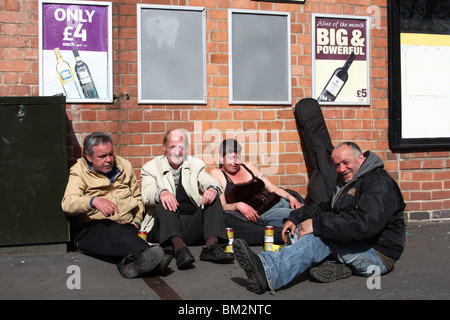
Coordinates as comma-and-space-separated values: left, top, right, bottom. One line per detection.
400, 160, 421, 170
422, 160, 444, 169
81, 111, 97, 121
121, 122, 150, 133
121, 145, 150, 157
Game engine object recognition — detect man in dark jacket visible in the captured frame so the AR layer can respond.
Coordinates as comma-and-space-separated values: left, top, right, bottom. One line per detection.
233, 142, 406, 293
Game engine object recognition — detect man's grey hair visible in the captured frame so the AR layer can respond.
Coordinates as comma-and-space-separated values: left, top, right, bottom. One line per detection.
83, 132, 113, 159
334, 141, 362, 158
163, 128, 190, 147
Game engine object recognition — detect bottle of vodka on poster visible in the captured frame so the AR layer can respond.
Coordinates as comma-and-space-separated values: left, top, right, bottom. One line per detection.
318, 53, 355, 102
54, 48, 81, 99
72, 49, 99, 99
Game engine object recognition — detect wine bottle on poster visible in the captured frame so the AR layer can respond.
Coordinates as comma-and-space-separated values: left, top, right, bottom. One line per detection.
318, 53, 355, 102
54, 48, 81, 99
72, 49, 99, 99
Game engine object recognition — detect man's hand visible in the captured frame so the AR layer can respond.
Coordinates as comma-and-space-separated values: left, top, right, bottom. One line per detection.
92, 197, 119, 217
281, 219, 314, 242
282, 220, 297, 243
298, 219, 313, 238
202, 188, 218, 206
159, 190, 179, 212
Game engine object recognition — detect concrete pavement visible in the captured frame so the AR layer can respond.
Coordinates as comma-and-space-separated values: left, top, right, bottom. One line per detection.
1, 222, 449, 303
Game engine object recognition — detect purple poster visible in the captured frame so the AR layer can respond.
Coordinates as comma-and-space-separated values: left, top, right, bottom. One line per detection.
39, 1, 112, 102
312, 14, 370, 105
314, 17, 367, 61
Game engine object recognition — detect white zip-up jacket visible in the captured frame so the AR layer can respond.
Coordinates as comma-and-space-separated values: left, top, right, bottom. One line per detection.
141, 155, 222, 208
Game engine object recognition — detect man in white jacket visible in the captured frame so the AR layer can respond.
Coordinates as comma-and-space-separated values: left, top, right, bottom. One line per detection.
141, 129, 234, 270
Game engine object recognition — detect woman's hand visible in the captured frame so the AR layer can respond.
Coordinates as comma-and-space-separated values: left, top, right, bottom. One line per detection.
236, 202, 260, 223
287, 195, 302, 209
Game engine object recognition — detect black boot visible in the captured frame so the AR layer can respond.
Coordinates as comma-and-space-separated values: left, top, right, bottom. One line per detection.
199, 242, 234, 263
310, 260, 352, 283
233, 239, 268, 294
175, 246, 195, 270
117, 246, 164, 278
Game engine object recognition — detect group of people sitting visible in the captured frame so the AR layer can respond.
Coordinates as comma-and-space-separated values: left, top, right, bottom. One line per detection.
61, 128, 405, 294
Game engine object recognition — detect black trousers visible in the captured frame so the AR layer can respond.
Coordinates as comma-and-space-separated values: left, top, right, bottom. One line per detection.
149, 199, 229, 250
72, 220, 150, 259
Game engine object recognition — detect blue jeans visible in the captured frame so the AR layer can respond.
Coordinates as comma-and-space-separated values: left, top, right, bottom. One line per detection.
259, 198, 292, 227
258, 234, 388, 291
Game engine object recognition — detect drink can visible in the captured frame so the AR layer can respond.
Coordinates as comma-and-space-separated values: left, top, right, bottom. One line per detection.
285, 229, 292, 246
272, 244, 285, 252
226, 227, 234, 239
225, 227, 234, 252
264, 226, 274, 251
138, 230, 147, 241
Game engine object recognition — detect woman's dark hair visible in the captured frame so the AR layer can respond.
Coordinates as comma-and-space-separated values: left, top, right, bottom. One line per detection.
219, 139, 242, 157
219, 139, 242, 168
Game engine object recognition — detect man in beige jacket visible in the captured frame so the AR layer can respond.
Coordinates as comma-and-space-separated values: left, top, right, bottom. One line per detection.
141, 129, 234, 270
62, 132, 169, 278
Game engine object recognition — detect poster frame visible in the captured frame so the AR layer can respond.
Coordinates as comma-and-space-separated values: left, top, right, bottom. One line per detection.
38, 0, 113, 103
312, 13, 371, 106
387, 0, 450, 149
137, 4, 207, 105
252, 0, 305, 3
228, 9, 292, 105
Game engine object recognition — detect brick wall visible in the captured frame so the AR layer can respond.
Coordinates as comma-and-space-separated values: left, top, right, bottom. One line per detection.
0, 0, 449, 223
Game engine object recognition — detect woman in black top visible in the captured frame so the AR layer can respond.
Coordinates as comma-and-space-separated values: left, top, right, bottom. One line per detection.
211, 139, 302, 245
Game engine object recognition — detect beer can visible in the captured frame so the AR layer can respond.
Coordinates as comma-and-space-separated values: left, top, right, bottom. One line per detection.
225, 227, 234, 252
285, 229, 292, 246
138, 230, 147, 241
264, 226, 274, 251
272, 244, 285, 252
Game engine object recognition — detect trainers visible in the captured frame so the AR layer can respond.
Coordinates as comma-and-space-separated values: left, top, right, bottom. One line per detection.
310, 260, 352, 283
233, 239, 268, 294
199, 242, 235, 263
117, 246, 164, 279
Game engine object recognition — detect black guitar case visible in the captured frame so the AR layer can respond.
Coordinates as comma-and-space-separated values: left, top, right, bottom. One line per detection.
294, 98, 337, 204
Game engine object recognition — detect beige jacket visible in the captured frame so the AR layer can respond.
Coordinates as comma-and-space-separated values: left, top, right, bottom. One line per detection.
140, 155, 221, 232
61, 156, 144, 227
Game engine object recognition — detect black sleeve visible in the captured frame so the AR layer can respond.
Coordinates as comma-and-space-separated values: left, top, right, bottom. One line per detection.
285, 200, 332, 226
313, 173, 399, 243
